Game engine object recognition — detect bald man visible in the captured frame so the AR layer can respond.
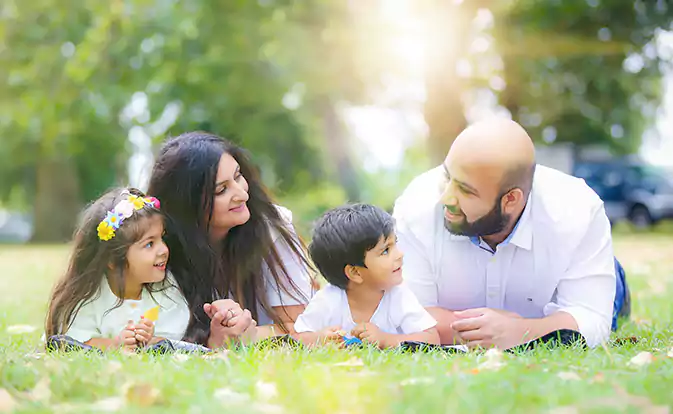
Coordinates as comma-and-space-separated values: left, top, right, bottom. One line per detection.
393, 119, 629, 349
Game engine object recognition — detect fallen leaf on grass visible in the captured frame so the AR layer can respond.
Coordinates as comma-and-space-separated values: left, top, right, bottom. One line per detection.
202, 351, 229, 362
90, 397, 125, 412
0, 389, 17, 413
548, 407, 579, 414
122, 382, 161, 407
6, 325, 36, 334
332, 357, 364, 367
214, 388, 249, 405
628, 351, 654, 367
253, 403, 285, 414
399, 377, 435, 386
106, 361, 123, 375
172, 353, 191, 363
478, 349, 505, 371
591, 373, 605, 383
29, 378, 51, 403
557, 372, 581, 381
255, 381, 278, 400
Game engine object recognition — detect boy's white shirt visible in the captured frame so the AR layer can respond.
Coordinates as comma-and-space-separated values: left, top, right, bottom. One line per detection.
294, 283, 437, 335
65, 272, 190, 343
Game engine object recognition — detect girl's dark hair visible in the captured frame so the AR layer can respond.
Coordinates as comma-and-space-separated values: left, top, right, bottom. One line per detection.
45, 188, 163, 337
308, 203, 394, 290
147, 132, 313, 345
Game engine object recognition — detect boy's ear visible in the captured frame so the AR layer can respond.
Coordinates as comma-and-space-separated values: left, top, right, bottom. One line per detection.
344, 265, 363, 285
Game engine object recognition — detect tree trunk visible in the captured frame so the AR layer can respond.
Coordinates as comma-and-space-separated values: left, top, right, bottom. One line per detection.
319, 98, 361, 202
421, 1, 476, 165
31, 156, 83, 242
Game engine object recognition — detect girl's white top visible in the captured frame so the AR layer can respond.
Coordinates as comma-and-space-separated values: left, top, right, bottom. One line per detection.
65, 272, 190, 343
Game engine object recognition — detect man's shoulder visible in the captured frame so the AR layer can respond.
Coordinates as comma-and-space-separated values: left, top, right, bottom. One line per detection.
392, 166, 444, 234
531, 165, 605, 233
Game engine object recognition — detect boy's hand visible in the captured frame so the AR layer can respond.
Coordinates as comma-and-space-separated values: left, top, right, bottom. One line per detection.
134, 317, 155, 346
118, 320, 137, 351
318, 326, 343, 344
351, 323, 392, 349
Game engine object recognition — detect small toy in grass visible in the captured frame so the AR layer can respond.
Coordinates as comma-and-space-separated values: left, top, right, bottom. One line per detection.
334, 330, 362, 347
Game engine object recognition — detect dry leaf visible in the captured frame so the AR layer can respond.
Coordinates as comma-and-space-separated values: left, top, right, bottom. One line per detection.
90, 397, 125, 412
400, 377, 435, 386
123, 382, 161, 407
332, 357, 364, 367
548, 407, 579, 414
0, 389, 16, 413
478, 349, 505, 371
253, 403, 284, 414
628, 351, 654, 367
557, 372, 581, 381
255, 381, 278, 400
6, 325, 36, 334
214, 388, 249, 405
172, 353, 191, 363
29, 378, 51, 403
592, 373, 605, 383
202, 351, 229, 361
106, 361, 123, 375
24, 352, 45, 360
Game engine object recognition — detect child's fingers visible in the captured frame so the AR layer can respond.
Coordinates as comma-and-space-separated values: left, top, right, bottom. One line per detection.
204, 303, 213, 318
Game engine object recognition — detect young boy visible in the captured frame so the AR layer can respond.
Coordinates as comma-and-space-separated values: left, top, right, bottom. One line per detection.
294, 204, 439, 348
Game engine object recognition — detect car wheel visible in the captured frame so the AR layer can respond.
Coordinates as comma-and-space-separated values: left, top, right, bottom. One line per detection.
629, 205, 653, 229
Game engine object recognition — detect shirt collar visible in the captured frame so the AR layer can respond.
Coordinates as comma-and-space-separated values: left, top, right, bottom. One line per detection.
448, 193, 533, 251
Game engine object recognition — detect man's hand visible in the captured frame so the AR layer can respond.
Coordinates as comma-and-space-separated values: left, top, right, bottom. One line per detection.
451, 308, 530, 350
351, 323, 393, 349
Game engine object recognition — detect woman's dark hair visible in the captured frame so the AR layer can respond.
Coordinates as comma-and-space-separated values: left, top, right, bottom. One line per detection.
45, 188, 163, 337
147, 132, 313, 345
308, 203, 394, 290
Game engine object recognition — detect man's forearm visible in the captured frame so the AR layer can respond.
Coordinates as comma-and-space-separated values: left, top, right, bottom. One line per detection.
517, 311, 579, 345
426, 307, 464, 345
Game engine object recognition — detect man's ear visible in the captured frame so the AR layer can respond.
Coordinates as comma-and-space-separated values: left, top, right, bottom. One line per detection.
344, 265, 364, 285
502, 188, 524, 214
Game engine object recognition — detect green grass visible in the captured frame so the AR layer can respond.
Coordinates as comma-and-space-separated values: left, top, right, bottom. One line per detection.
1, 235, 672, 413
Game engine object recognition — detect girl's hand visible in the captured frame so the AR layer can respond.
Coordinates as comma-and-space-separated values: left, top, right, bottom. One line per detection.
118, 320, 137, 351
134, 317, 155, 347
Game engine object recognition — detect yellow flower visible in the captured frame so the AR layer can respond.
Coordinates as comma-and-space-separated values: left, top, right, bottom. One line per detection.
97, 221, 115, 241
128, 195, 145, 210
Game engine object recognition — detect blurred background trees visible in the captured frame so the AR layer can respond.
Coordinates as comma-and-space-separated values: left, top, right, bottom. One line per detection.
1, 0, 672, 241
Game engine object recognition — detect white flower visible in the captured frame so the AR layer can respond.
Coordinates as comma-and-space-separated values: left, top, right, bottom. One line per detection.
114, 200, 135, 219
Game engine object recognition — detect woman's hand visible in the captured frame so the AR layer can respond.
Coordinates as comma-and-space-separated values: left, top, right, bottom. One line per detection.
204, 300, 257, 349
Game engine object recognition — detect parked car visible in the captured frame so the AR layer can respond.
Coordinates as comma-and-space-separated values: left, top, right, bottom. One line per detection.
573, 159, 673, 228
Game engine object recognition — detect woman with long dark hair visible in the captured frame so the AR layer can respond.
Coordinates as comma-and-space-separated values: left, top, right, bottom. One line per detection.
148, 132, 316, 347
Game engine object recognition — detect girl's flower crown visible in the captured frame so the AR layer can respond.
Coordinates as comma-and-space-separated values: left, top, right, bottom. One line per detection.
97, 192, 161, 241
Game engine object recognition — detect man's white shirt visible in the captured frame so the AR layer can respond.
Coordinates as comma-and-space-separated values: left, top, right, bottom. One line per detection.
393, 164, 616, 348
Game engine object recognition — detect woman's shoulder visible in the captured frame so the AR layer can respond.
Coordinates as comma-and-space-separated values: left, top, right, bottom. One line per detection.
268, 204, 295, 241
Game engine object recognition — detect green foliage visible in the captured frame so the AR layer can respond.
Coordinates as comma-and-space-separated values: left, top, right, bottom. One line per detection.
495, 0, 673, 154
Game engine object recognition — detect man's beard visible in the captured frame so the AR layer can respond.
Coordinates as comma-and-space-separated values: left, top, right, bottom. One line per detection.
444, 200, 510, 238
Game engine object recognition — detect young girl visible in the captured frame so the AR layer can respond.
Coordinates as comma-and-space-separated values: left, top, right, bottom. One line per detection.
45, 188, 191, 351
